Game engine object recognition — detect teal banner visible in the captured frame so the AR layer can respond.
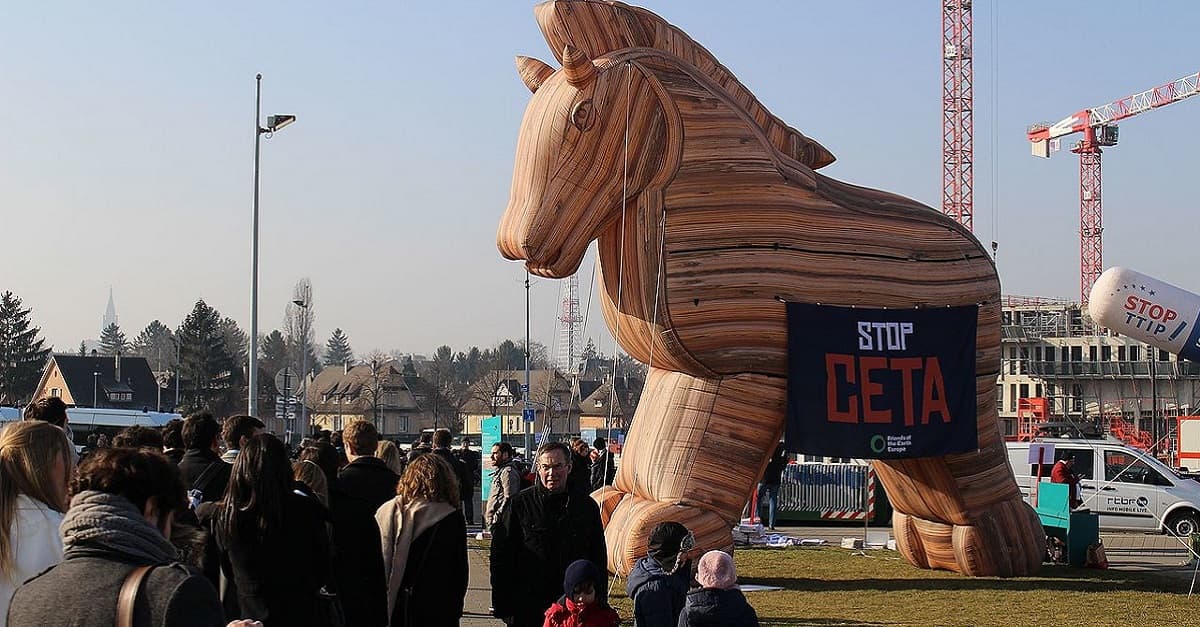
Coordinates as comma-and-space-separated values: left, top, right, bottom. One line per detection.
480, 415, 502, 502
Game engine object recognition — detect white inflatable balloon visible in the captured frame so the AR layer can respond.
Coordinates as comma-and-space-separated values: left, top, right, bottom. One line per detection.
1089, 267, 1200, 362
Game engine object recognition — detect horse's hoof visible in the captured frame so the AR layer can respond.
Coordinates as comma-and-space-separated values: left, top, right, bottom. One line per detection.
592, 489, 734, 577
893, 498, 1045, 576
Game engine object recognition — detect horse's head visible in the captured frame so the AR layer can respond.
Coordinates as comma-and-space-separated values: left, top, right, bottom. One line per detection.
497, 45, 669, 278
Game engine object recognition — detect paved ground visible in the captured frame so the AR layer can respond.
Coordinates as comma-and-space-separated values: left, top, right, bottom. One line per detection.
463, 540, 503, 627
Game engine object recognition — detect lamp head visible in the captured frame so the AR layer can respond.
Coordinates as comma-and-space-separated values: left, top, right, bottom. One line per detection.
265, 114, 296, 133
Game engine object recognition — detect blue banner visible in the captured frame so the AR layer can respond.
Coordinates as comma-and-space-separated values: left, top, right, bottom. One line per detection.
480, 416, 502, 502
785, 303, 978, 459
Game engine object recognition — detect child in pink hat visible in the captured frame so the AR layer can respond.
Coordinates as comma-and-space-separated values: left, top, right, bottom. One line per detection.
677, 551, 760, 627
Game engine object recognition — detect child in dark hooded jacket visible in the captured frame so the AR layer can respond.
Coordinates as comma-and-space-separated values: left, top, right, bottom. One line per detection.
677, 551, 759, 627
543, 559, 620, 627
626, 521, 692, 626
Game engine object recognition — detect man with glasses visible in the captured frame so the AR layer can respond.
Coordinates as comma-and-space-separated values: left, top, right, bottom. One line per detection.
490, 442, 607, 627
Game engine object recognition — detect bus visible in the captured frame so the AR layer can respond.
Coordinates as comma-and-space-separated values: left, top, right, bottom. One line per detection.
0, 407, 20, 424
66, 408, 181, 447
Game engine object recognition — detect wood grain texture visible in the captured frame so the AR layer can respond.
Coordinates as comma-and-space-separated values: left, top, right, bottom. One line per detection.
498, 0, 1043, 577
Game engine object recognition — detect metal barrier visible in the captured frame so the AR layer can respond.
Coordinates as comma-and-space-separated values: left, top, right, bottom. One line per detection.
776, 462, 881, 522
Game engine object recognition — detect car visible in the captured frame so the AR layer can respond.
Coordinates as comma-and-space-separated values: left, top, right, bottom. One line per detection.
1007, 438, 1200, 537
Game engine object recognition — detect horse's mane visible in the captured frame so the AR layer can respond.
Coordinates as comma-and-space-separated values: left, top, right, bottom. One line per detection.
533, 0, 835, 170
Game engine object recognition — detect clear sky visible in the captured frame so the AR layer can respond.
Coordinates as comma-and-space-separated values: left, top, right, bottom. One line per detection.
3, 1, 1198, 357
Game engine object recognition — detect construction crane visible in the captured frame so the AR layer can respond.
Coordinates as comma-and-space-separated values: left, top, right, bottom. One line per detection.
1028, 70, 1200, 305
942, 0, 973, 231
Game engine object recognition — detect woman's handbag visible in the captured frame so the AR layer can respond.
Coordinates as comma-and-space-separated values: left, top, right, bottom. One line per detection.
316, 585, 346, 627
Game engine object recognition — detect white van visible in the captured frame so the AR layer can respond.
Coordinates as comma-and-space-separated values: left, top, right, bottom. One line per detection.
1007, 438, 1200, 537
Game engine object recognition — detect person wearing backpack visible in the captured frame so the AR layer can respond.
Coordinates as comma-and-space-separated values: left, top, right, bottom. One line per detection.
178, 413, 230, 506
7, 446, 263, 627
485, 442, 522, 531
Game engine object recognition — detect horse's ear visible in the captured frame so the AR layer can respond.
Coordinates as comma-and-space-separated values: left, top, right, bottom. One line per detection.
562, 44, 597, 89
516, 56, 555, 93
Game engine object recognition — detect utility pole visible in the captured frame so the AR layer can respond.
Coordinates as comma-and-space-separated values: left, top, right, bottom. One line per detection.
524, 272, 533, 458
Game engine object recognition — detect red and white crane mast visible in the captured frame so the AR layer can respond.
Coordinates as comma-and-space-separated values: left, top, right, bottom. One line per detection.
1028, 70, 1200, 305
942, 0, 973, 231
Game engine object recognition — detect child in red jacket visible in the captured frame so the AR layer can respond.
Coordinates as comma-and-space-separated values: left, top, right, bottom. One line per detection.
543, 559, 621, 627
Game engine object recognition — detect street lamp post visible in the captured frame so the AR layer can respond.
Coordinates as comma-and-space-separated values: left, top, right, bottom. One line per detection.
524, 272, 533, 457
292, 298, 309, 446
174, 338, 181, 410
248, 73, 296, 416
92, 371, 100, 408
371, 359, 381, 430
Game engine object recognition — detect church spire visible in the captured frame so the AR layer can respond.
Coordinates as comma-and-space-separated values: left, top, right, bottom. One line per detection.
102, 287, 118, 332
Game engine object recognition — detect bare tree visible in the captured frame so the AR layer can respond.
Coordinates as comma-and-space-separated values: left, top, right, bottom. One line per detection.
284, 278, 320, 380
359, 354, 395, 430
470, 350, 516, 418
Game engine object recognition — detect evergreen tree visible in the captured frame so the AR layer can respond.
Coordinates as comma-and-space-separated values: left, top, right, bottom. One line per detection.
260, 330, 289, 381
401, 355, 418, 378
455, 346, 483, 384
220, 317, 249, 366
176, 300, 236, 415
77, 341, 86, 356
0, 292, 50, 405
323, 328, 353, 367
132, 320, 175, 372
99, 322, 128, 355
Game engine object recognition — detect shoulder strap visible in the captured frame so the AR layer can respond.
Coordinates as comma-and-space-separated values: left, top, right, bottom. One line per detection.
117, 565, 153, 627
192, 460, 223, 492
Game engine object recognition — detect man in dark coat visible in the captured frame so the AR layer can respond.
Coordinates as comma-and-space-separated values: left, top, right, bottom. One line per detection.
455, 437, 482, 524
757, 443, 788, 530
590, 437, 617, 492
407, 432, 433, 463
176, 413, 230, 505
337, 420, 400, 510
567, 438, 592, 494
491, 442, 607, 627
329, 485, 389, 627
162, 418, 186, 465
431, 428, 468, 509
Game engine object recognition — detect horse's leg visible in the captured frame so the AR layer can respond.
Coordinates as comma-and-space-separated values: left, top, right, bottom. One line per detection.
593, 366, 785, 576
875, 378, 1046, 576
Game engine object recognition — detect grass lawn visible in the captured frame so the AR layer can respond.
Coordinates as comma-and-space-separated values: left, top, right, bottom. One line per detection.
474, 541, 1199, 626
622, 547, 1197, 627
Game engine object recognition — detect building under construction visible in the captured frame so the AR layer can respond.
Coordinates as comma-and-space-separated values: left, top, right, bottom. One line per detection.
999, 296, 1200, 464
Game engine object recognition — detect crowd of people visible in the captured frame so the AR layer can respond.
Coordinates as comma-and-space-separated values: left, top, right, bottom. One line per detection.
0, 396, 760, 626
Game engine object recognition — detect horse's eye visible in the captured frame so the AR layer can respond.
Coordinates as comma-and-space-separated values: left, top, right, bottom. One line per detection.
570, 100, 595, 131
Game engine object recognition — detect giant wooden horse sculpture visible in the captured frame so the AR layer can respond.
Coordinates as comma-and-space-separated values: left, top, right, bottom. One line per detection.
498, 0, 1044, 577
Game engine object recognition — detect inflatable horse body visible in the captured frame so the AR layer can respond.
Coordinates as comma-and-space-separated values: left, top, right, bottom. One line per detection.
498, 0, 1044, 577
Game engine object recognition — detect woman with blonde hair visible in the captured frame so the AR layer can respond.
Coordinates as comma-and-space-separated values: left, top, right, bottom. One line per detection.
293, 459, 330, 508
376, 453, 466, 627
375, 439, 405, 476
0, 421, 75, 623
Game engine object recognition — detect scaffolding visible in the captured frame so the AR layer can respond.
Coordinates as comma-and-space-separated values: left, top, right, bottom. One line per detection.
1000, 300, 1200, 466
